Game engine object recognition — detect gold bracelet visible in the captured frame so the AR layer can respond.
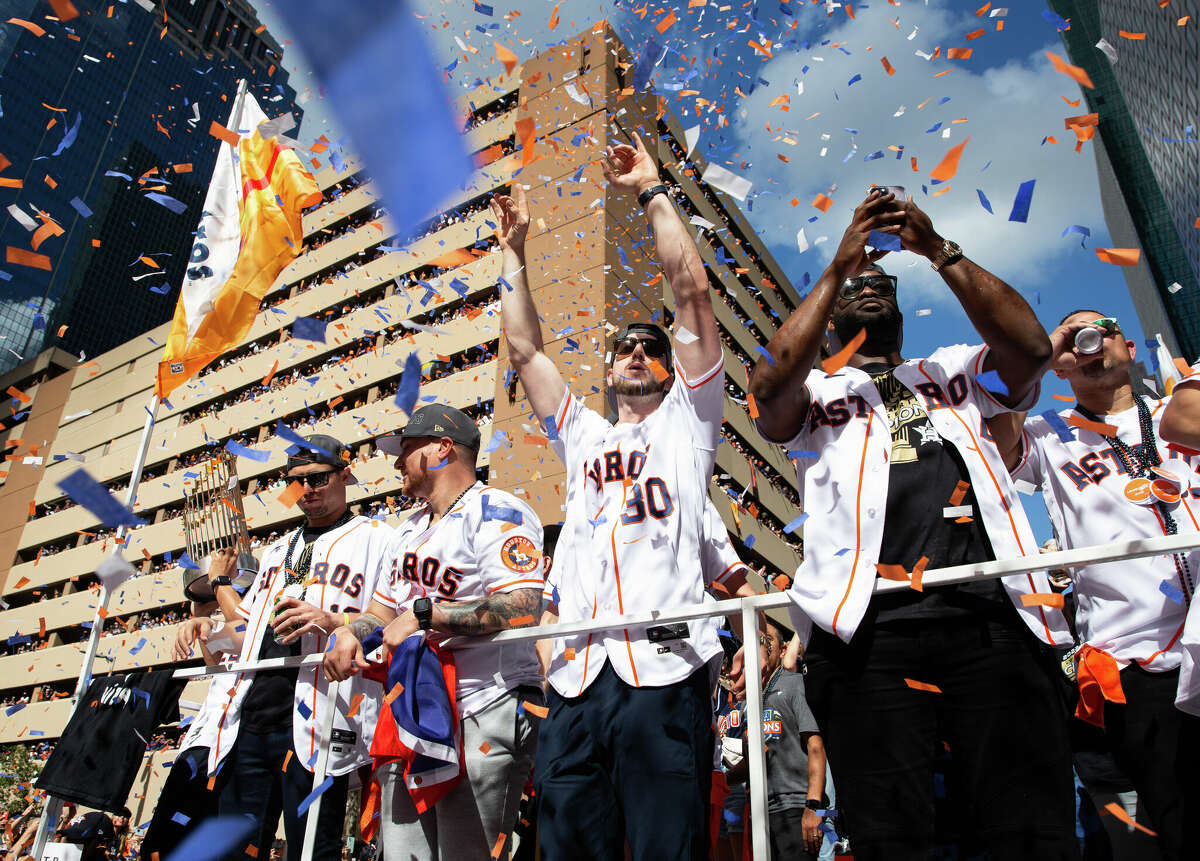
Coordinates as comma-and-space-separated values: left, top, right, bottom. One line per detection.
343, 612, 350, 627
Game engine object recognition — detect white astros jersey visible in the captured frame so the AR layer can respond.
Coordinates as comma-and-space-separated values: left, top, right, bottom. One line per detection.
1017, 397, 1198, 671
546, 357, 726, 697
373, 482, 545, 717
206, 515, 394, 778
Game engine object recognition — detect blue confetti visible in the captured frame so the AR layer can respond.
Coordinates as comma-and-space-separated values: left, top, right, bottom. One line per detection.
57, 469, 145, 529
144, 192, 188, 215
297, 777, 335, 816
394, 352, 422, 415
976, 189, 993, 214
974, 370, 1009, 397
70, 197, 93, 218
225, 439, 271, 462
292, 316, 327, 343
1041, 410, 1075, 442
783, 513, 809, 534
1160, 580, 1185, 604
1007, 179, 1036, 223
633, 38, 663, 92
868, 229, 901, 252
786, 449, 819, 459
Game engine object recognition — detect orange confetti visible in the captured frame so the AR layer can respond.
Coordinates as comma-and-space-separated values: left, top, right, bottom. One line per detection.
746, 392, 760, 419
822, 328, 867, 375
1095, 247, 1140, 266
490, 833, 507, 859
522, 701, 549, 718
208, 120, 240, 146
1101, 802, 1157, 836
6, 247, 51, 270
948, 480, 970, 507
564, 647, 576, 660
1045, 51, 1094, 89
48, 0, 79, 21
647, 359, 670, 381
1051, 393, 1075, 402
514, 116, 536, 167
904, 679, 942, 693
656, 10, 676, 33
965, 28, 985, 40
928, 137, 970, 182
946, 48, 973, 59
282, 750, 293, 773
811, 193, 833, 212
1021, 593, 1066, 610
494, 41, 518, 74
31, 219, 65, 252
1118, 30, 1146, 40
875, 563, 909, 581
880, 56, 895, 75
7, 385, 31, 403
547, 3, 559, 28
7, 18, 45, 36
383, 683, 405, 706
748, 40, 773, 58
508, 615, 535, 627
347, 693, 364, 717
173, 163, 193, 173
479, 741, 492, 754
910, 556, 929, 593
1067, 414, 1120, 436
277, 481, 306, 507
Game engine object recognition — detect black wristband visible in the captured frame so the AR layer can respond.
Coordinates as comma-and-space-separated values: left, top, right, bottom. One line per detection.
637, 184, 669, 208
805, 799, 823, 811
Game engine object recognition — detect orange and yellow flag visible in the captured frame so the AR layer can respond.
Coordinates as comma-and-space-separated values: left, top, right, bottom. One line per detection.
156, 91, 320, 398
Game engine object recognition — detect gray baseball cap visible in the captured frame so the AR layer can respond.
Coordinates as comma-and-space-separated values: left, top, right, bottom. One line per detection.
285, 434, 358, 484
376, 404, 481, 455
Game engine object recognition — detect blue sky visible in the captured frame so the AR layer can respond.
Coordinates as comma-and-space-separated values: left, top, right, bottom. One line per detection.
253, 0, 1156, 541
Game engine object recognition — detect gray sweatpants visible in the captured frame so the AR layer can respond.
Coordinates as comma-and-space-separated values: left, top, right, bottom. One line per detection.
378, 686, 540, 861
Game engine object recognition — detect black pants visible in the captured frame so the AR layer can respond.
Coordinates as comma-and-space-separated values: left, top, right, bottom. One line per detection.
804, 614, 1079, 861
1101, 664, 1200, 861
217, 728, 349, 861
534, 663, 712, 861
769, 807, 818, 860
140, 747, 224, 861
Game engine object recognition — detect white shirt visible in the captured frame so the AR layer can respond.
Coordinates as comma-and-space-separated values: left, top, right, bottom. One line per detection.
547, 357, 726, 696
206, 515, 394, 777
1016, 398, 1198, 670
766, 343, 1072, 647
373, 483, 544, 717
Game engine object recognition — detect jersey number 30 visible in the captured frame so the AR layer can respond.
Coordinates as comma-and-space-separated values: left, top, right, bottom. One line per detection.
621, 477, 675, 524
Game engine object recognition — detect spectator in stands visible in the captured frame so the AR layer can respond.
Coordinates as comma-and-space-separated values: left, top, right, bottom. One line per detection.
748, 191, 1077, 858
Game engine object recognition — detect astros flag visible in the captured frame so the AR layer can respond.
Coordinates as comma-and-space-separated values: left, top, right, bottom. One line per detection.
155, 89, 321, 398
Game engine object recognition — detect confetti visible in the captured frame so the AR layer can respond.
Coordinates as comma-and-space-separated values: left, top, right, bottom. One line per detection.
904, 679, 942, 693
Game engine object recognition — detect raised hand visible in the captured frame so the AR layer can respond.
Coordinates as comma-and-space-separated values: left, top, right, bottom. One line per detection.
488, 184, 529, 253
831, 192, 906, 279
601, 132, 661, 195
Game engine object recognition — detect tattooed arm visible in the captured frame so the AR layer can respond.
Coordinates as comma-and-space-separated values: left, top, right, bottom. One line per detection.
380, 588, 543, 649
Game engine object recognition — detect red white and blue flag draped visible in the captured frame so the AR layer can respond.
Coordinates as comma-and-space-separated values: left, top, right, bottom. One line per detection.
362, 632, 463, 833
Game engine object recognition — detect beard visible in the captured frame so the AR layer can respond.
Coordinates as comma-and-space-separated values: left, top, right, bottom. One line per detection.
832, 303, 902, 349
610, 372, 668, 398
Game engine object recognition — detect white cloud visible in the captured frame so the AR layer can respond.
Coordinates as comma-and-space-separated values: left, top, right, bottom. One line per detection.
727, 2, 1108, 307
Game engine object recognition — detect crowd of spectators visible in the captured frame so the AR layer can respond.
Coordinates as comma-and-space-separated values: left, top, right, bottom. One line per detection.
463, 91, 517, 131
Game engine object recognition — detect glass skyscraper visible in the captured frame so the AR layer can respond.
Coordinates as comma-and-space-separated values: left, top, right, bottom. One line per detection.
1049, 0, 1200, 363
0, 0, 300, 370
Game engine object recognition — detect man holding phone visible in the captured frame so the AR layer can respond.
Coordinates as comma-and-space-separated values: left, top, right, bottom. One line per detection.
748, 190, 1077, 859
174, 434, 393, 861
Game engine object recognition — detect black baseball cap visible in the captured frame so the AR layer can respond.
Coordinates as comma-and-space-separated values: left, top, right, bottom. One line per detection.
377, 404, 481, 455
285, 434, 358, 484
611, 322, 673, 369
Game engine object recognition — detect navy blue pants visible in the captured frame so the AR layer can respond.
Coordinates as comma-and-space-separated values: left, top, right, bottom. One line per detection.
534, 663, 712, 861
217, 728, 348, 861
140, 747, 224, 861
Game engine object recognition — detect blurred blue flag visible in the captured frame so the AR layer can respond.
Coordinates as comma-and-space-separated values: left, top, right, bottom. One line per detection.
274, 0, 473, 238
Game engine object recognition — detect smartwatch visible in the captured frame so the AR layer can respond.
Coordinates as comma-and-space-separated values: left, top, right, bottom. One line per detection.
210, 575, 233, 589
637, 183, 669, 208
414, 597, 434, 631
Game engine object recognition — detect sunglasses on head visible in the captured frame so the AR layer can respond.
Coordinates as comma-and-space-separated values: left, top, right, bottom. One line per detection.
613, 336, 669, 360
286, 469, 337, 489
839, 273, 898, 300
1088, 317, 1121, 336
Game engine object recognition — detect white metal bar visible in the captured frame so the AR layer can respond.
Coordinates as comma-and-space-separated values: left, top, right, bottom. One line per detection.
741, 604, 770, 861
300, 680, 340, 861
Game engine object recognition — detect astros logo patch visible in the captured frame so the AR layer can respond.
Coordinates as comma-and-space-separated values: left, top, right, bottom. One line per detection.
501, 535, 539, 573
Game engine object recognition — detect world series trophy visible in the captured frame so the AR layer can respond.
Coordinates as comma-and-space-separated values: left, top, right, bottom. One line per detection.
181, 450, 259, 600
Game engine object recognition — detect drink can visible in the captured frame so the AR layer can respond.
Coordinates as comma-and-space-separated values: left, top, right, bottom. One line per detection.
1074, 327, 1103, 355
273, 583, 304, 644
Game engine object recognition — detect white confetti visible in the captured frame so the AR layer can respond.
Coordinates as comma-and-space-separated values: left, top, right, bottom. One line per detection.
1095, 38, 1118, 65
796, 228, 809, 253
684, 125, 700, 155
700, 163, 752, 201
916, 308, 932, 317
1167, 281, 1183, 294
675, 326, 699, 345
943, 505, 972, 518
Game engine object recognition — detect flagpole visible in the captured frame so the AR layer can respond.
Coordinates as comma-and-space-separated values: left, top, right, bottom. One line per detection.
30, 78, 254, 861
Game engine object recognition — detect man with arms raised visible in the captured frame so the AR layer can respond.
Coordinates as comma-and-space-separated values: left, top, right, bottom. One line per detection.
990, 311, 1200, 859
748, 191, 1076, 860
323, 404, 544, 860
494, 130, 734, 860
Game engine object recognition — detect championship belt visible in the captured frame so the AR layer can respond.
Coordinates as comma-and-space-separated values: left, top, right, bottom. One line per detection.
181, 450, 258, 600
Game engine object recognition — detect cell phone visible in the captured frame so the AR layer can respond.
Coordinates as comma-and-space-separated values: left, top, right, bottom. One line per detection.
869, 185, 906, 199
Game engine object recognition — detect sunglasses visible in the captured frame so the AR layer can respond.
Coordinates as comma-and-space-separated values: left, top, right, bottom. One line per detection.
839, 273, 898, 300
1088, 317, 1121, 336
286, 469, 337, 489
613, 336, 669, 360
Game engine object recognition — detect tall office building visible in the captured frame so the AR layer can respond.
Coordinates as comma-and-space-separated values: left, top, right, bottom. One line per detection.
1049, 0, 1200, 362
0, 0, 300, 372
0, 26, 803, 818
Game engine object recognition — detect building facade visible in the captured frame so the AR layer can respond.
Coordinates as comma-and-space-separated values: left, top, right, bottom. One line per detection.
0, 0, 300, 372
0, 26, 803, 819
1049, 0, 1200, 362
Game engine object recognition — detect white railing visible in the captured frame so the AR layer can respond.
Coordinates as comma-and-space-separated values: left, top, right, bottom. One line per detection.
32, 531, 1200, 861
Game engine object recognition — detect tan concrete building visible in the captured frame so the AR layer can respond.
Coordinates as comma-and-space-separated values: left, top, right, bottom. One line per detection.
0, 26, 803, 823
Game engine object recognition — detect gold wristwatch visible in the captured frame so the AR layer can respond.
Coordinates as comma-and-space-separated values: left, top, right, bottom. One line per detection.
930, 238, 964, 271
